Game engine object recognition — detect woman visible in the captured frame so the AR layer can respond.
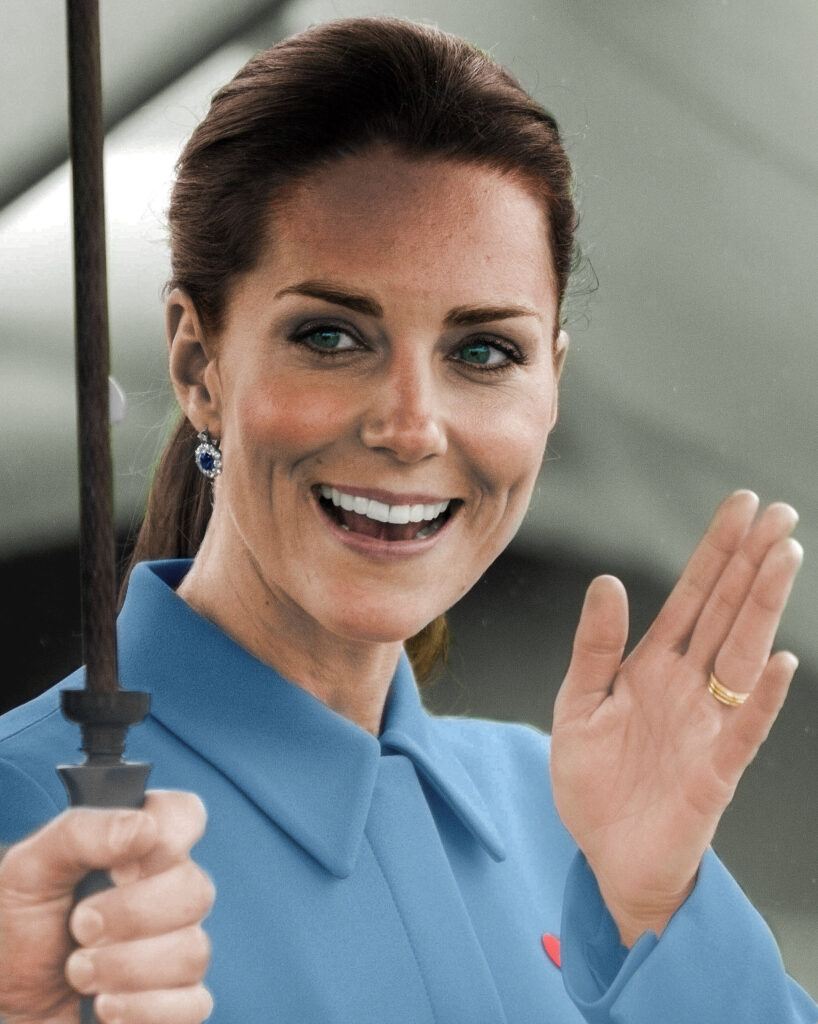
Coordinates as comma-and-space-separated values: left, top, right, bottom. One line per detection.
0, 16, 815, 1024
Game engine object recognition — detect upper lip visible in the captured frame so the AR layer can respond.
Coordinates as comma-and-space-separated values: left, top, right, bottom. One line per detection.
315, 484, 456, 506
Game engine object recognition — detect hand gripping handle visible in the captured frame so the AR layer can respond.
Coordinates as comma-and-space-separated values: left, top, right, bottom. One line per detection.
58, 689, 151, 1024
59, 761, 151, 1024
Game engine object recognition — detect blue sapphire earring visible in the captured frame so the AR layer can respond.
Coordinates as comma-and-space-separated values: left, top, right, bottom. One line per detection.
194, 429, 222, 479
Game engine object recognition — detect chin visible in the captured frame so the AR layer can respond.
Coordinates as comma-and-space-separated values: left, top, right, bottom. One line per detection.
320, 600, 440, 648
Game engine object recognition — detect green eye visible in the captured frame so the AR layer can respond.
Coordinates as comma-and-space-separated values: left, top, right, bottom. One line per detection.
296, 326, 359, 353
310, 329, 344, 349
456, 341, 508, 367
460, 343, 490, 364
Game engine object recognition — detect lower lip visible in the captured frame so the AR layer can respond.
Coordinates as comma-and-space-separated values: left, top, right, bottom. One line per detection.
312, 494, 457, 561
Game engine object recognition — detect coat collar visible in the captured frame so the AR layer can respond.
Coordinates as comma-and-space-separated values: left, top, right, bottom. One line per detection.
116, 561, 505, 878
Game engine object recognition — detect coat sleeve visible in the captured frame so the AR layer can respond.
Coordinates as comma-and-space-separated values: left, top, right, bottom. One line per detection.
0, 756, 62, 846
559, 849, 818, 1023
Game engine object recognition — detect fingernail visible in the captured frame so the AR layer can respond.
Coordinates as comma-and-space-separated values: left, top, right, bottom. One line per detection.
108, 811, 144, 854
96, 993, 125, 1024
72, 904, 104, 944
66, 950, 95, 992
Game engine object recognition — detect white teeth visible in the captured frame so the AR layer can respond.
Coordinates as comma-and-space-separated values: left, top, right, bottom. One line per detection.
321, 487, 452, 525
367, 500, 391, 523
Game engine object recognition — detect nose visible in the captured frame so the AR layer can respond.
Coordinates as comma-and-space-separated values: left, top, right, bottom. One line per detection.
359, 354, 447, 463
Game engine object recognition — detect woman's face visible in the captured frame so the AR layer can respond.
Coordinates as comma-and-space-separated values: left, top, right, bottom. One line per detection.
191, 148, 565, 645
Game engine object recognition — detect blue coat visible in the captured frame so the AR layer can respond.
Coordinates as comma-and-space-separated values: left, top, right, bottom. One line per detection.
1, 560, 815, 1022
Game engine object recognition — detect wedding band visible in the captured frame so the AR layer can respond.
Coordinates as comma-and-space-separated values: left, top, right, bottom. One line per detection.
708, 672, 750, 707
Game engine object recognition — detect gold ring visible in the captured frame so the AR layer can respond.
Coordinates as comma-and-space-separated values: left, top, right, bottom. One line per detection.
708, 672, 750, 707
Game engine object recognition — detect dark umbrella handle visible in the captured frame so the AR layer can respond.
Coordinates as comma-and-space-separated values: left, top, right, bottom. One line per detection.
61, 1, 154, 1017
58, 690, 151, 1023
58, 760, 151, 1024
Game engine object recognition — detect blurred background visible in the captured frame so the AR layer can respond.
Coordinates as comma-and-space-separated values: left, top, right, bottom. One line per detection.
1, 0, 815, 995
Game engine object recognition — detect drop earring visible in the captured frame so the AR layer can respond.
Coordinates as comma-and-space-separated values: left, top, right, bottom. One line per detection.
193, 429, 222, 478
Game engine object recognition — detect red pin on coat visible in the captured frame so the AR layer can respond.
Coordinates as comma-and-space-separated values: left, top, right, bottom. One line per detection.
542, 933, 562, 968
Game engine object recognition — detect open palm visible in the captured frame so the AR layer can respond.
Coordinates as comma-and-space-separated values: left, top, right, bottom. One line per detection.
550, 491, 802, 945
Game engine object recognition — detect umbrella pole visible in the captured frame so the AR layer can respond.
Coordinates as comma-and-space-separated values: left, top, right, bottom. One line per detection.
58, 2, 151, 1019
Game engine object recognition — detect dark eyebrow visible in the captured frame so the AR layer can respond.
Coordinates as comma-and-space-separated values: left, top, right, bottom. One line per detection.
443, 304, 540, 327
275, 279, 540, 326
275, 280, 383, 318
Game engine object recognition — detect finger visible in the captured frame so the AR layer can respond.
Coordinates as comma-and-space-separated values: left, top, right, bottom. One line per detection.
556, 575, 628, 721
686, 503, 798, 668
1, 809, 158, 897
712, 537, 803, 695
712, 651, 797, 782
71, 860, 215, 946
112, 790, 207, 883
65, 924, 211, 995
647, 490, 759, 650
95, 985, 214, 1024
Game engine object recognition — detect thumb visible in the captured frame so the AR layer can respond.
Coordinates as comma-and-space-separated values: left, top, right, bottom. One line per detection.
556, 575, 629, 721
1, 808, 158, 898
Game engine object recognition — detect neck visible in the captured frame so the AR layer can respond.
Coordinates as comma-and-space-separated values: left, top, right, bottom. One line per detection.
175, 531, 403, 737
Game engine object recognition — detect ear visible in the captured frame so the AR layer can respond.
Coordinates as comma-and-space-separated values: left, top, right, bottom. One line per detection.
554, 329, 569, 380
548, 329, 570, 428
166, 289, 222, 436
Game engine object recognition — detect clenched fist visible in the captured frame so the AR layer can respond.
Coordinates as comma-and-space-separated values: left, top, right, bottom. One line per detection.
0, 790, 214, 1024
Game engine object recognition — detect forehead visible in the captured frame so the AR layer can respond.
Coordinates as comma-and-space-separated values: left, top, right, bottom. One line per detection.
254, 149, 557, 317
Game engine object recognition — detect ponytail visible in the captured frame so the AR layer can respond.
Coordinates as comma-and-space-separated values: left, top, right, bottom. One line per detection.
118, 415, 210, 606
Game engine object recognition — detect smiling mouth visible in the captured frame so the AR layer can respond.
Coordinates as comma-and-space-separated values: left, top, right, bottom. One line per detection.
316, 485, 458, 542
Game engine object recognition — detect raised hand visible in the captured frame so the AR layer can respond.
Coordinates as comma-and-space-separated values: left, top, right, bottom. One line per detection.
0, 790, 214, 1024
550, 491, 803, 946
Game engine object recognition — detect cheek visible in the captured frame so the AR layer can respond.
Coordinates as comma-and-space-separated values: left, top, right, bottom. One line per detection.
234, 378, 355, 455
461, 390, 554, 497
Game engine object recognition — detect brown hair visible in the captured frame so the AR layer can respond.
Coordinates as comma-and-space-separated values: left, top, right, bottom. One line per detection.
123, 16, 578, 682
